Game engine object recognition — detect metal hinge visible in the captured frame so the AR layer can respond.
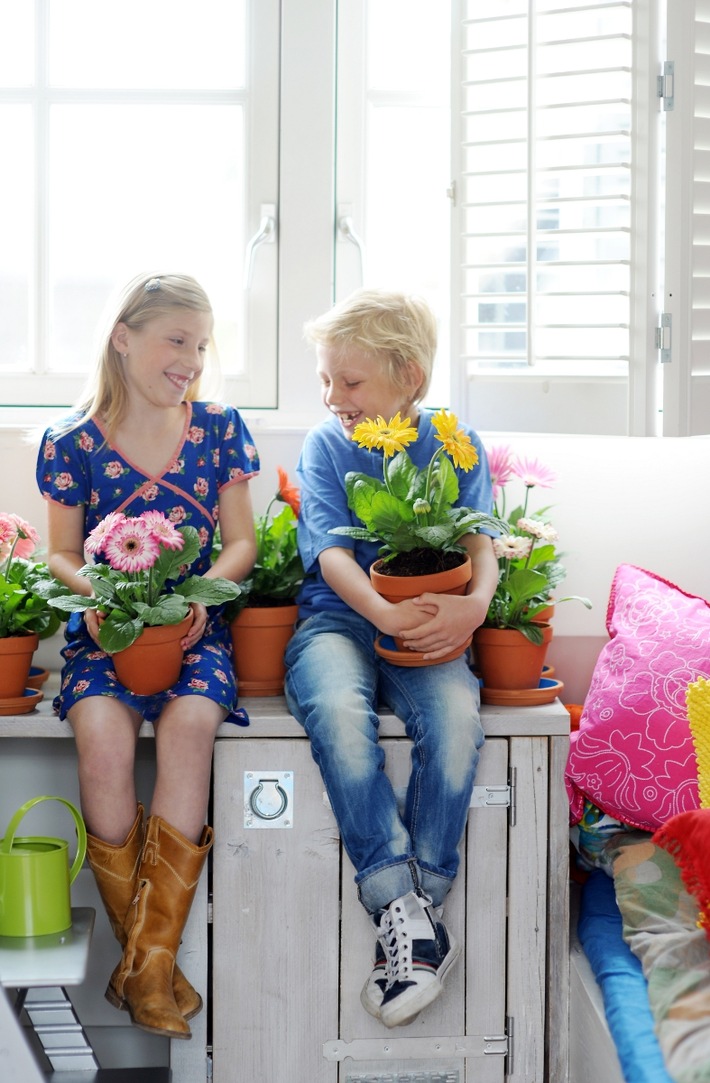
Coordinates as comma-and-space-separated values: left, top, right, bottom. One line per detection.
656, 313, 672, 363
324, 1031, 510, 1063
469, 768, 516, 825
505, 1015, 514, 1076
207, 894, 213, 924
658, 60, 674, 110
206, 1046, 213, 1082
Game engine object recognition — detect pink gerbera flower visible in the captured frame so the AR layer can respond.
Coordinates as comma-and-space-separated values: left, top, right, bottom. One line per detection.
0, 513, 40, 560
85, 511, 126, 555
512, 455, 558, 490
485, 444, 515, 499
103, 518, 160, 573
140, 510, 185, 551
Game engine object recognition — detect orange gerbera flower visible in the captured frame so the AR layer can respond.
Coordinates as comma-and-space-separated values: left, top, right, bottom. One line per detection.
277, 466, 301, 517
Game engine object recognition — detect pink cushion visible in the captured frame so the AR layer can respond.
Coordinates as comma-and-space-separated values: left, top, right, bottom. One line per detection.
565, 565, 710, 830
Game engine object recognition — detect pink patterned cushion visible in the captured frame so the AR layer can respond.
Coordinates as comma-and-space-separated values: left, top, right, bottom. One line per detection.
565, 565, 710, 831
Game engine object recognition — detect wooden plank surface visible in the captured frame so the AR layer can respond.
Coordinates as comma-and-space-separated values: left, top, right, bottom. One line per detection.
506, 736, 548, 1083
211, 738, 340, 1083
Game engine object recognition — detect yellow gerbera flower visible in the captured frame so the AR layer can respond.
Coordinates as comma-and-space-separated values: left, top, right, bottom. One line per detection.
431, 409, 479, 471
352, 413, 419, 457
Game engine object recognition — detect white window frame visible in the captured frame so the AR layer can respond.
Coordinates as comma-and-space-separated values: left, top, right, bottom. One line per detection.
0, 0, 280, 411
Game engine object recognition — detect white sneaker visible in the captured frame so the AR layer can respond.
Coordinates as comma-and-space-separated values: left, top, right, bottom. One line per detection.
376, 891, 460, 1028
360, 928, 389, 1019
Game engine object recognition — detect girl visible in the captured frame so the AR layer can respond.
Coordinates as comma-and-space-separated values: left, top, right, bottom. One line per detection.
36, 273, 258, 1039
284, 289, 499, 1029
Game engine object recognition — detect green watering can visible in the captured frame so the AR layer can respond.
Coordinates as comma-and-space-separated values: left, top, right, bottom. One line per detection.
0, 796, 87, 937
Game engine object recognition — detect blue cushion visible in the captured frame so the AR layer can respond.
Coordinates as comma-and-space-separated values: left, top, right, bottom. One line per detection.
578, 870, 674, 1083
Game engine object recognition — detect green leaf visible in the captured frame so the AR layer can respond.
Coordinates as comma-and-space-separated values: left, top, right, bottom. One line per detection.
131, 596, 190, 625
98, 611, 144, 653
172, 575, 240, 605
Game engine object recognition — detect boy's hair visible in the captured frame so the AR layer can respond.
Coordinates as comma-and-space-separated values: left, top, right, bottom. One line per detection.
304, 288, 437, 403
70, 272, 215, 438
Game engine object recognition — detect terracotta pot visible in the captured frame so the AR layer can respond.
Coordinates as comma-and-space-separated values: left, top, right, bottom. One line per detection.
472, 623, 553, 691
112, 614, 193, 696
0, 633, 39, 698
370, 554, 472, 665
230, 604, 298, 696
532, 600, 555, 624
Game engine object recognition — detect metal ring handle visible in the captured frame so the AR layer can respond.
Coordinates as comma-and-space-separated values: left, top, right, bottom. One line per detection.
249, 779, 288, 821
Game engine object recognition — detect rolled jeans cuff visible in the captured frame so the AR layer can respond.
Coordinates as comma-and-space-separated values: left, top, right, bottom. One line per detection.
419, 864, 456, 909
356, 856, 420, 915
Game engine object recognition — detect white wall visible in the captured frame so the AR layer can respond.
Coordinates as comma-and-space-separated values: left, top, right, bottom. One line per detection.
4, 424, 709, 704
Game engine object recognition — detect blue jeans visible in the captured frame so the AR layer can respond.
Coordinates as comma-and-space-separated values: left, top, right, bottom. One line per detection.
284, 610, 484, 914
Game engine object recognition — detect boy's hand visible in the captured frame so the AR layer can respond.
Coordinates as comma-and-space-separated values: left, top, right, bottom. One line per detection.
396, 593, 487, 659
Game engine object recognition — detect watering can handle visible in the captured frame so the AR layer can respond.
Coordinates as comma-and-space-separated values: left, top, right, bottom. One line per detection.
0, 795, 88, 883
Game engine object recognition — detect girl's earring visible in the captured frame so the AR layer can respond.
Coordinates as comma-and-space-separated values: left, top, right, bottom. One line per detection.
121, 354, 128, 360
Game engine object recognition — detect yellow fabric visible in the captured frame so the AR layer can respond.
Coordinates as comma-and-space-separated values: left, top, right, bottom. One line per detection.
688, 677, 710, 809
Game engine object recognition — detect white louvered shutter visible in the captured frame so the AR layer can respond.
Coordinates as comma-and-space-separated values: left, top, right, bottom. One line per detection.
453, 0, 638, 434
664, 0, 710, 434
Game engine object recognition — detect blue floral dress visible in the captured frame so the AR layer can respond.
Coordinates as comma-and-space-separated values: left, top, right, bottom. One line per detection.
36, 401, 259, 726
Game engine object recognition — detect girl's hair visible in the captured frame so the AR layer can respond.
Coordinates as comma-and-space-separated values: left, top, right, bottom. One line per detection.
67, 272, 215, 438
304, 288, 437, 403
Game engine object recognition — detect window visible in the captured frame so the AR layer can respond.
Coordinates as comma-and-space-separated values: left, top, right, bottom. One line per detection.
0, 0, 279, 408
3, 0, 708, 436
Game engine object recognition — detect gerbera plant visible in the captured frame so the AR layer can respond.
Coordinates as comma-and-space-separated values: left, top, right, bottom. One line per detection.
0, 512, 70, 639
483, 444, 590, 642
221, 467, 304, 615
49, 510, 240, 653
329, 410, 505, 570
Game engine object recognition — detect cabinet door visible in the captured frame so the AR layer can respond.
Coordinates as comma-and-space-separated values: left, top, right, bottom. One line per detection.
337, 737, 508, 1082
212, 737, 340, 1082
212, 735, 509, 1082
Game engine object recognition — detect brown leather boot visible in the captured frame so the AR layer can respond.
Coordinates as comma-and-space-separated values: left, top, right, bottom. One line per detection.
86, 805, 203, 1020
113, 815, 213, 1039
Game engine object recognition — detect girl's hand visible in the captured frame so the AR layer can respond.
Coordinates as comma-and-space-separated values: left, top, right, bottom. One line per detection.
182, 603, 208, 649
83, 607, 104, 648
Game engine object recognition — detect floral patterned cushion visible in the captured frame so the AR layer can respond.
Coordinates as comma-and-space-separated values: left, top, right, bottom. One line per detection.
565, 564, 710, 830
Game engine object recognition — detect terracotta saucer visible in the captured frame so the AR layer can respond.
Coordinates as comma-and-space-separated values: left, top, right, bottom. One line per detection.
480, 677, 564, 707
0, 688, 44, 716
27, 665, 50, 690
374, 634, 470, 667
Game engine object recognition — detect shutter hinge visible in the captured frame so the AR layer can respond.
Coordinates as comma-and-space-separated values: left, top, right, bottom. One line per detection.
207, 894, 214, 924
656, 313, 672, 363
446, 179, 457, 206
206, 1046, 213, 1082
504, 1015, 514, 1076
657, 60, 674, 110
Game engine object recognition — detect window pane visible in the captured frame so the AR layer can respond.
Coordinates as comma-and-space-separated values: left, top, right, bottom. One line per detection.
336, 0, 452, 405
48, 0, 246, 89
0, 6, 33, 86
48, 104, 244, 375
0, 107, 32, 371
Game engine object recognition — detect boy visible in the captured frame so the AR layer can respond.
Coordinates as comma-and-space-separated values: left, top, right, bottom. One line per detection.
284, 289, 498, 1028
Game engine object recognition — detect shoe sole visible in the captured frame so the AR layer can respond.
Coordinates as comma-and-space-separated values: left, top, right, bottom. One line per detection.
379, 941, 461, 1028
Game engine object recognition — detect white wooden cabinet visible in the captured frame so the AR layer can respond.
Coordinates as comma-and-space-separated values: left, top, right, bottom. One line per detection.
0, 692, 569, 1083
210, 698, 570, 1083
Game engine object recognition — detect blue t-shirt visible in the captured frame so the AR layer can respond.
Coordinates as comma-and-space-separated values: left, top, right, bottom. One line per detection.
295, 410, 494, 618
